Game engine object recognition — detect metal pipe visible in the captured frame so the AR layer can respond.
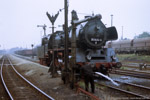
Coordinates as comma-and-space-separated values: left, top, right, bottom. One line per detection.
72, 14, 102, 25
70, 10, 77, 88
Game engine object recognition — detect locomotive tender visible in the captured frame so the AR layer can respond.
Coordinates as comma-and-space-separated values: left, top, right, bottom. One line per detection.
39, 12, 121, 75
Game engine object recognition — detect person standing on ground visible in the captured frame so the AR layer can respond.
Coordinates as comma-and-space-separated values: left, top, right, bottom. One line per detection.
80, 62, 95, 93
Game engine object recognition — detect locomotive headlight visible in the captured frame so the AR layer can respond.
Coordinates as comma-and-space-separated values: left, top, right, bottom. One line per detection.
96, 25, 101, 30
58, 59, 63, 62
113, 56, 116, 60
85, 50, 92, 61
86, 54, 91, 60
69, 56, 72, 59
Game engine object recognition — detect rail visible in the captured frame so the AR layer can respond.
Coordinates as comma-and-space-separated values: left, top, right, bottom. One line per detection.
1, 55, 55, 100
115, 80, 150, 90
111, 69, 150, 79
95, 82, 149, 99
122, 64, 150, 70
1, 58, 14, 100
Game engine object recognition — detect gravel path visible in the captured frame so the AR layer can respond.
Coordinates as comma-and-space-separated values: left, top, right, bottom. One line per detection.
8, 54, 91, 100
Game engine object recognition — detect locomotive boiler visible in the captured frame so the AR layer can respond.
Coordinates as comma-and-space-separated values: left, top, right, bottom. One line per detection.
45, 12, 121, 77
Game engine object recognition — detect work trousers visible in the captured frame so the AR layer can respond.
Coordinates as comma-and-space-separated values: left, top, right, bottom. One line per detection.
84, 75, 95, 93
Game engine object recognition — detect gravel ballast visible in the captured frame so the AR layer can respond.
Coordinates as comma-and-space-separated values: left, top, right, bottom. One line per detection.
9, 55, 87, 100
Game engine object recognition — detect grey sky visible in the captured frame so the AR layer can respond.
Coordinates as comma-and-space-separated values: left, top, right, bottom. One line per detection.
0, 0, 150, 49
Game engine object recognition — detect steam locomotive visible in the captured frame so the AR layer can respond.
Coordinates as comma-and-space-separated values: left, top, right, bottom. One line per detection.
38, 13, 121, 76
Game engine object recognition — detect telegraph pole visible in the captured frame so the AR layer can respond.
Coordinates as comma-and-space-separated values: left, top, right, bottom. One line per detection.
37, 24, 47, 36
64, 0, 69, 73
31, 44, 34, 58
37, 24, 47, 56
121, 26, 123, 40
110, 14, 113, 45
111, 14, 113, 26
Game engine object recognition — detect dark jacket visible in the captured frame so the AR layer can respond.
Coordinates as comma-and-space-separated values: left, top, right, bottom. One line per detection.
80, 64, 93, 77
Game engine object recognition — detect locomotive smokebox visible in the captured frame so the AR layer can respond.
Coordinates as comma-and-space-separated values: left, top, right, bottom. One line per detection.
78, 18, 118, 49
106, 27, 118, 40
79, 18, 106, 49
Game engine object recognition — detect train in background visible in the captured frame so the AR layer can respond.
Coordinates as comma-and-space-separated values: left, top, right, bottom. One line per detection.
15, 49, 37, 57
106, 37, 150, 55
37, 12, 122, 77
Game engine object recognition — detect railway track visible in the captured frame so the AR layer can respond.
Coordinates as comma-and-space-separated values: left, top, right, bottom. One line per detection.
114, 80, 150, 98
122, 64, 150, 70
7, 54, 150, 99
12, 54, 102, 100
0, 58, 10, 99
95, 81, 150, 99
0, 55, 54, 100
111, 69, 150, 79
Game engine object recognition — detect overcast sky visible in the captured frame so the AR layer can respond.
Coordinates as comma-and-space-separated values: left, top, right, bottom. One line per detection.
0, 0, 150, 49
